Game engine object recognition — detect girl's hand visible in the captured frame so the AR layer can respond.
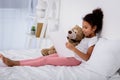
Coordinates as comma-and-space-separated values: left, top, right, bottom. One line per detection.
66, 42, 75, 51
0, 54, 3, 59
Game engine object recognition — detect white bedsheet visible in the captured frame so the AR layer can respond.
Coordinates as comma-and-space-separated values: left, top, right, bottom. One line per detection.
0, 49, 119, 80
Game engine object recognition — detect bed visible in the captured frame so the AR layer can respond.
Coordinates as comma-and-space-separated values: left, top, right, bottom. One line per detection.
0, 38, 120, 80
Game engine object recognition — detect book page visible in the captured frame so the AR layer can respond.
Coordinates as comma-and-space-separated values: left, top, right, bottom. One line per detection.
50, 31, 75, 57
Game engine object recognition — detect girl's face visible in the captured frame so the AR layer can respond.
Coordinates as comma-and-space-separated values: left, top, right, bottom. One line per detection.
82, 21, 96, 38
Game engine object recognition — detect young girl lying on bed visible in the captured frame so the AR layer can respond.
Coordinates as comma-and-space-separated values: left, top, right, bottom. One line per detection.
0, 8, 104, 67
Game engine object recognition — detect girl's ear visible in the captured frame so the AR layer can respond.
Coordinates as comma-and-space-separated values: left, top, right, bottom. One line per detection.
92, 26, 97, 32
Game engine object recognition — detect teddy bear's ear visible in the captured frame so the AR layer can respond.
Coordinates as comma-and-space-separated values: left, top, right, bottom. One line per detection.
74, 25, 82, 29
75, 25, 80, 27
75, 25, 79, 27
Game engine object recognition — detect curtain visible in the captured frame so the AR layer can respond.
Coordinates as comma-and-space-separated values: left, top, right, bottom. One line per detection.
0, 0, 38, 50
0, 0, 29, 8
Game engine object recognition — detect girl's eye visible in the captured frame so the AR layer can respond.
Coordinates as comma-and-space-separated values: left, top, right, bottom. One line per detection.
84, 26, 87, 29
83, 25, 88, 28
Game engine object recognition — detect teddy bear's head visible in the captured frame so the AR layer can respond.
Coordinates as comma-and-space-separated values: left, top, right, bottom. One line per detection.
67, 25, 84, 46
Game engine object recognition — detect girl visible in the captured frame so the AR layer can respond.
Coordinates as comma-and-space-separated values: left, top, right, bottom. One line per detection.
0, 8, 103, 67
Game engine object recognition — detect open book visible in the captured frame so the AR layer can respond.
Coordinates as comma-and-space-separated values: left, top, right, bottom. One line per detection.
50, 31, 75, 57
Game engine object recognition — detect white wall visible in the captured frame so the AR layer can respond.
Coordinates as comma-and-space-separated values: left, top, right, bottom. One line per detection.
59, 0, 120, 40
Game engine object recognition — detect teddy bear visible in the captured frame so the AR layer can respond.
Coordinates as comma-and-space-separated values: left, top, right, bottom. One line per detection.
41, 25, 84, 56
67, 25, 84, 46
41, 46, 57, 56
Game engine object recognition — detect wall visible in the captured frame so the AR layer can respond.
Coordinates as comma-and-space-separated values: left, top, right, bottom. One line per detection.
59, 0, 120, 40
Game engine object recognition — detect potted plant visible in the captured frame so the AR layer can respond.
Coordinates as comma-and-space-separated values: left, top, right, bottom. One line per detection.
31, 26, 36, 35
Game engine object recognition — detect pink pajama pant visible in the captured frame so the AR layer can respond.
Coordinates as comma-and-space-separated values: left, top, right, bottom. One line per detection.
20, 54, 81, 67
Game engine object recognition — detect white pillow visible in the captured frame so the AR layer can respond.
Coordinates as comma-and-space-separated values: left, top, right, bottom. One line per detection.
85, 38, 120, 77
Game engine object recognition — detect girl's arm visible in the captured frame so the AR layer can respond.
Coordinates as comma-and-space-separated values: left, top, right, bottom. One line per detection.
66, 42, 95, 61
73, 45, 94, 61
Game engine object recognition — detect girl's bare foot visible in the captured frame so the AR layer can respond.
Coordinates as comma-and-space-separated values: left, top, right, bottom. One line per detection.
0, 54, 20, 67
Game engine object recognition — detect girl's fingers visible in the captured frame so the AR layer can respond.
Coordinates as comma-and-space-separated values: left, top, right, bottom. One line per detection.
0, 54, 3, 59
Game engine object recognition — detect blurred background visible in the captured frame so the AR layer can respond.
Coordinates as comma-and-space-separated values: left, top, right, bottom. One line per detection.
0, 0, 120, 51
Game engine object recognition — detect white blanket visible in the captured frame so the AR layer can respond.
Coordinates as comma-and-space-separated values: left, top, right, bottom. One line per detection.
0, 49, 119, 80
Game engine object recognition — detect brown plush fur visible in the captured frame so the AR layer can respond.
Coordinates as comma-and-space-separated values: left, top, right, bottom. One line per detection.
41, 25, 84, 56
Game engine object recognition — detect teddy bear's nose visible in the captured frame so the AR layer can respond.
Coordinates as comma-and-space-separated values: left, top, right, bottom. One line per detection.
68, 31, 72, 34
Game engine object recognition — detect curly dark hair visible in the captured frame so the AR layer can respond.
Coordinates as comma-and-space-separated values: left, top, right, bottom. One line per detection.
83, 8, 104, 33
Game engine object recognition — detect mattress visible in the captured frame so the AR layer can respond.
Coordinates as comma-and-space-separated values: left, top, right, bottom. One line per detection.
0, 49, 119, 80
